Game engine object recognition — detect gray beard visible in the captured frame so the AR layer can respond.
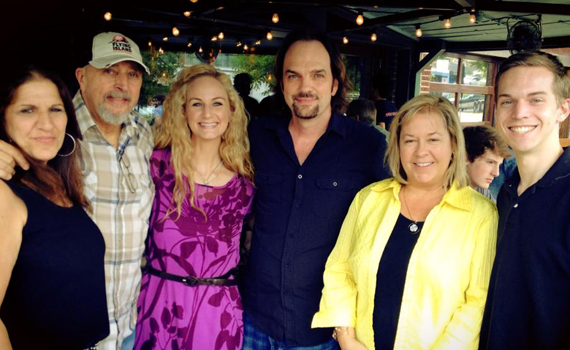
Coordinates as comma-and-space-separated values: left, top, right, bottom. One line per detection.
96, 104, 130, 125
292, 103, 319, 120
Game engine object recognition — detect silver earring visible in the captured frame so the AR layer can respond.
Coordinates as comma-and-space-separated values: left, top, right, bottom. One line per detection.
58, 133, 77, 157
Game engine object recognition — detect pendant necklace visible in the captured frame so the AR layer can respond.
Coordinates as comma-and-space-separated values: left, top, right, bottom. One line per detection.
196, 160, 223, 185
402, 186, 420, 233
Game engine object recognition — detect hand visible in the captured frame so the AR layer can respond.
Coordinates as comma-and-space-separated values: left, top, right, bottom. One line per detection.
0, 140, 28, 180
336, 327, 368, 350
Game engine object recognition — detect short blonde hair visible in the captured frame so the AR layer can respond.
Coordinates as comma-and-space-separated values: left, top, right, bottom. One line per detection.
154, 64, 254, 219
386, 94, 469, 189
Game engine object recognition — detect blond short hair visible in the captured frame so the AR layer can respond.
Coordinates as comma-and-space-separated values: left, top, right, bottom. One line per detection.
386, 94, 469, 189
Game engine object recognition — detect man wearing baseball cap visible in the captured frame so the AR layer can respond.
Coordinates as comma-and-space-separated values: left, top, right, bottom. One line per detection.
0, 31, 154, 349
74, 31, 154, 350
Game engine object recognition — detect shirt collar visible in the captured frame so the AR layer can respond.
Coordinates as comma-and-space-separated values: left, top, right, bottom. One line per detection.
371, 178, 473, 212
73, 91, 144, 141
264, 111, 347, 138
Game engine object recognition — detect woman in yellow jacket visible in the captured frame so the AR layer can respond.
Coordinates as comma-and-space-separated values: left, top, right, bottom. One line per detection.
312, 94, 497, 350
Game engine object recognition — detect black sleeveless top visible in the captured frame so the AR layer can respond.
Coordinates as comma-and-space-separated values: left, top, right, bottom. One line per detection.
0, 181, 109, 349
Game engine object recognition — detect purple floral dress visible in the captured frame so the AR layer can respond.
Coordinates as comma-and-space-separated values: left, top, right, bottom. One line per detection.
135, 149, 254, 350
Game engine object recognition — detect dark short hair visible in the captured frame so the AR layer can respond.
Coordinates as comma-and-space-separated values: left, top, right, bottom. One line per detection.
346, 98, 376, 126
495, 51, 570, 104
0, 65, 88, 208
274, 29, 351, 114
463, 125, 511, 162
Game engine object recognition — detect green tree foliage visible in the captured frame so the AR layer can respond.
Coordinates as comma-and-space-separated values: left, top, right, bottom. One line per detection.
140, 50, 181, 106
229, 54, 276, 95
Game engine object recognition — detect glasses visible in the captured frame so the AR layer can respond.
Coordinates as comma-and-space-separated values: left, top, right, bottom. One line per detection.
120, 153, 139, 193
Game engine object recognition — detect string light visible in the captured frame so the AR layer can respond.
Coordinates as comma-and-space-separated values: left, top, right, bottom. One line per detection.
267, 31, 273, 40
104, 12, 112, 21
211, 36, 218, 41
469, 10, 477, 24
187, 42, 192, 47
190, 0, 198, 3
444, 17, 451, 29
415, 25, 423, 38
198, 47, 203, 53
218, 32, 224, 40
255, 40, 261, 45
184, 11, 192, 17
172, 27, 180, 36
370, 32, 377, 42
244, 44, 249, 50
356, 12, 364, 26
163, 37, 168, 41
236, 41, 242, 47
343, 36, 349, 44
272, 13, 279, 23
158, 47, 164, 54
148, 41, 152, 47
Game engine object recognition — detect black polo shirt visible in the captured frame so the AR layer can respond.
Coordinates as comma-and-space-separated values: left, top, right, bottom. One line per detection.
242, 113, 389, 346
480, 147, 570, 349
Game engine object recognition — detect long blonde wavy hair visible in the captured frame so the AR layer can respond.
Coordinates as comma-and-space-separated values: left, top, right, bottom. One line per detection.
154, 64, 254, 219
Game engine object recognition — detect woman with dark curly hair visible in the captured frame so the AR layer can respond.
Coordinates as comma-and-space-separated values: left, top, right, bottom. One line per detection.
0, 65, 108, 348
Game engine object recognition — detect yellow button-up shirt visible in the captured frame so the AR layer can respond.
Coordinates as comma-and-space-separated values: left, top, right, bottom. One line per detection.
312, 179, 497, 349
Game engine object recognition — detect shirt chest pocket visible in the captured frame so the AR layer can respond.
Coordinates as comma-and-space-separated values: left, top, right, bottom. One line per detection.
254, 173, 283, 213
312, 177, 359, 219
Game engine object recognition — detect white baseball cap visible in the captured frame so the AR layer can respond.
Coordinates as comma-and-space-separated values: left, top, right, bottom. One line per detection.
89, 32, 150, 74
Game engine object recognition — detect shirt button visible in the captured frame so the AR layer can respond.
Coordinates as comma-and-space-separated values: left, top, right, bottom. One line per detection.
333, 181, 338, 187
297, 174, 303, 179
514, 203, 519, 208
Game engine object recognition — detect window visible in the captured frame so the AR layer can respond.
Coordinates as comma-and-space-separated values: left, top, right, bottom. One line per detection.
420, 53, 497, 123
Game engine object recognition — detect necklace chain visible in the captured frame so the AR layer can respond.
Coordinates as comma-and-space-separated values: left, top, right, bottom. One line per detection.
195, 160, 223, 185
402, 186, 420, 233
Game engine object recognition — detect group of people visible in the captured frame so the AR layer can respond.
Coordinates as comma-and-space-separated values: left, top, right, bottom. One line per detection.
0, 27, 568, 350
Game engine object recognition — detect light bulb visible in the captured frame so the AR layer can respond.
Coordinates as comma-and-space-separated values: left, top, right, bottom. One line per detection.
255, 40, 261, 45
172, 27, 180, 36
236, 41, 242, 47
187, 42, 192, 47
218, 32, 224, 40
371, 33, 377, 42
415, 25, 423, 38
444, 18, 451, 29
244, 44, 249, 50
163, 37, 168, 41
158, 48, 164, 54
356, 13, 364, 26
198, 47, 203, 53
190, 0, 198, 3
272, 13, 279, 23
184, 11, 192, 17
469, 12, 476, 24
343, 36, 349, 44
148, 41, 152, 47
104, 12, 112, 21
267, 31, 273, 40
211, 36, 218, 41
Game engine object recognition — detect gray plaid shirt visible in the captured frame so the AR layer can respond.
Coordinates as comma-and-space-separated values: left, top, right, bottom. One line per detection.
74, 92, 154, 349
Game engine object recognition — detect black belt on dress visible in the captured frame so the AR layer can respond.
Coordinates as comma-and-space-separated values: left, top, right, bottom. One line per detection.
144, 265, 238, 286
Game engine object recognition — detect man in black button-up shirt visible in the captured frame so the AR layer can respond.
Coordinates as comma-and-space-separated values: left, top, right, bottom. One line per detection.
480, 51, 570, 349
242, 30, 389, 348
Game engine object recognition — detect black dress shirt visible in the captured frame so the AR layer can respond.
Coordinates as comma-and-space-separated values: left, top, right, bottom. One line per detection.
480, 147, 570, 349
242, 113, 389, 346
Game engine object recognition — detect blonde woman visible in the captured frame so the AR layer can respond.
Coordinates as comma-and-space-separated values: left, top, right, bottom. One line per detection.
135, 64, 254, 350
312, 95, 497, 349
